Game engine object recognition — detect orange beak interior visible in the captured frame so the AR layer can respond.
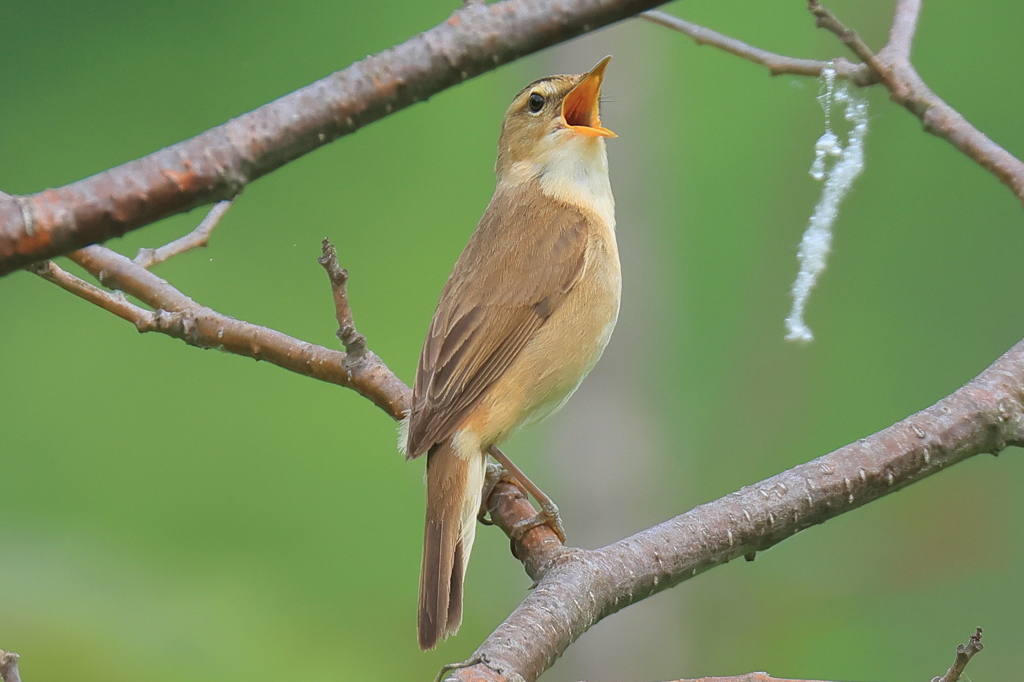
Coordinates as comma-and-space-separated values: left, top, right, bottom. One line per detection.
561, 56, 616, 138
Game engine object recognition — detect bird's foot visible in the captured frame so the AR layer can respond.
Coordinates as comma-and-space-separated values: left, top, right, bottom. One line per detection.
477, 462, 507, 525
511, 498, 566, 544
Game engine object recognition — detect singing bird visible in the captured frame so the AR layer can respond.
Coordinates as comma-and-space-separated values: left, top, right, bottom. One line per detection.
402, 57, 620, 650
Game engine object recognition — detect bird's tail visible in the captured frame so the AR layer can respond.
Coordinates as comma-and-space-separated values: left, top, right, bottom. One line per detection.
418, 439, 485, 650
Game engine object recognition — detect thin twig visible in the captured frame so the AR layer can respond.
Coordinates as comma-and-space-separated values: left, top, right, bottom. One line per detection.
649, 1, 1024, 207
933, 628, 984, 682
29, 260, 153, 327
880, 0, 922, 62
806, 1, 884, 74
57, 243, 410, 418
808, 0, 1024, 205
641, 11, 874, 85
134, 200, 233, 268
318, 238, 367, 362
657, 675, 839, 682
0, 650, 21, 682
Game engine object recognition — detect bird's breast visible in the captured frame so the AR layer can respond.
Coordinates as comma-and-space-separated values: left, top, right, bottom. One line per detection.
464, 220, 621, 445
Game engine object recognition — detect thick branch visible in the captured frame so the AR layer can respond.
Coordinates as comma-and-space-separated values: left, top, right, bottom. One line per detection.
447, 339, 1024, 681
0, 0, 676, 276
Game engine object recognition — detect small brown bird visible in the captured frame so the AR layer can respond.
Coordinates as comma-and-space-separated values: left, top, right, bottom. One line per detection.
402, 57, 620, 650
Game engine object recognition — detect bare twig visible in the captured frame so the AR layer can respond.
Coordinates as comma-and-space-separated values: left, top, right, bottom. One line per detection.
809, 1, 1024, 205
879, 0, 922, 62
647, 2, 1024, 208
806, 1, 885, 74
932, 628, 984, 682
0, 0, 682, 276
29, 260, 152, 326
318, 239, 367, 362
0, 650, 21, 682
134, 200, 233, 268
45, 244, 411, 418
640, 11, 874, 85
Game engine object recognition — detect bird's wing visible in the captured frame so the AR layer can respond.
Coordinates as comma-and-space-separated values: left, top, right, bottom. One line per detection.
405, 186, 589, 458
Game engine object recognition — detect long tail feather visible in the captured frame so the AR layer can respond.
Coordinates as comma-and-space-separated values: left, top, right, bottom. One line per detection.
418, 441, 485, 650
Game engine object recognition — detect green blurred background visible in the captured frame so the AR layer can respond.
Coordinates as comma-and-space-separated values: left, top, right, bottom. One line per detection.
2, 1, 1023, 680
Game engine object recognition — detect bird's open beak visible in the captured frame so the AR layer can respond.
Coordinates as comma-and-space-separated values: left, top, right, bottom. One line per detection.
561, 56, 616, 138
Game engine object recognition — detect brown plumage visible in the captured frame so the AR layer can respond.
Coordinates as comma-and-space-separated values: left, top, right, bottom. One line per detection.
404, 57, 620, 650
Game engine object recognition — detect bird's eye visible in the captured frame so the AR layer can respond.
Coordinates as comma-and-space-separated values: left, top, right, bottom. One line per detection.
527, 92, 545, 114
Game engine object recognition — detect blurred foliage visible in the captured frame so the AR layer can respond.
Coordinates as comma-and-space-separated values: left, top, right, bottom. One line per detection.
1, 1, 1023, 681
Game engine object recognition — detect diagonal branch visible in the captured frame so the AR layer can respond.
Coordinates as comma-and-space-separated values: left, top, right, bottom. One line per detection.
646, 4, 1024, 207
0, 0, 678, 276
445, 338, 1024, 681
879, 0, 922, 62
808, 1, 1024, 206
47, 243, 410, 418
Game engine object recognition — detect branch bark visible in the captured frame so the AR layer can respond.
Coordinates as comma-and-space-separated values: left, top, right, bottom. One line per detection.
0, 651, 21, 682
0, 0, 677, 277
933, 627, 984, 682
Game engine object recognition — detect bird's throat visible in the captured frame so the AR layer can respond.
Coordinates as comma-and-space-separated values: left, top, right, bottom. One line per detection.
504, 136, 615, 230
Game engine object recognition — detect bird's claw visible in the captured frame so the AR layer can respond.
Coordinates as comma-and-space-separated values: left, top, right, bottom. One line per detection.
510, 499, 566, 544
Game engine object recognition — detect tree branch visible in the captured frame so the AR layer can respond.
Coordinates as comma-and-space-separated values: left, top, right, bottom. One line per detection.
18, 3, 1024, 680
0, 651, 21, 682
879, 0, 922, 62
933, 628, 984, 682
809, 1, 1024, 206
640, 11, 874, 85
645, 4, 1024, 207
319, 239, 368, 363
0, 0, 680, 276
133, 200, 233, 268
40, 241, 410, 419
444, 338, 1024, 681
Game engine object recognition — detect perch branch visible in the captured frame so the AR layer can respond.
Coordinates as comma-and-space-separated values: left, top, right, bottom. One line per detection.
933, 628, 984, 682
0, 0, 683, 276
444, 337, 1024, 681
134, 200, 233, 268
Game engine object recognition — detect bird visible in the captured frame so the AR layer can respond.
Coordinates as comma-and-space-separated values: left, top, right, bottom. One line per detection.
401, 56, 620, 650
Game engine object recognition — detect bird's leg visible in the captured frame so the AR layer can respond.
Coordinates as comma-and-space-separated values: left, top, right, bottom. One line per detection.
487, 446, 566, 543
477, 461, 507, 525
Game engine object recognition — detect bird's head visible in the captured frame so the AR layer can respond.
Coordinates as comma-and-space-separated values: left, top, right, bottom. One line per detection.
495, 56, 615, 179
